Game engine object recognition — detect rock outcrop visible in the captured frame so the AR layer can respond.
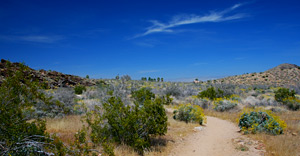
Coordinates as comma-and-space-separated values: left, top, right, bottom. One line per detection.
0, 59, 95, 88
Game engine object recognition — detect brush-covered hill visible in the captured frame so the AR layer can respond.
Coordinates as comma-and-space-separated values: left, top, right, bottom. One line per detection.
0, 59, 95, 88
215, 63, 300, 87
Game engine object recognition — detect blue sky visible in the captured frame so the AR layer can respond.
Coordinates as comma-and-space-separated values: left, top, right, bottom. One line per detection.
1, 0, 300, 81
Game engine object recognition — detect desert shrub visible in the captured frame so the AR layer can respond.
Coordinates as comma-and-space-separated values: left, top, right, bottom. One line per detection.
0, 61, 70, 155
33, 88, 81, 118
198, 87, 227, 100
161, 94, 173, 105
74, 85, 86, 94
274, 88, 295, 103
243, 95, 279, 107
193, 98, 210, 109
282, 97, 300, 111
173, 104, 206, 125
121, 75, 131, 82
85, 88, 167, 155
213, 98, 238, 112
212, 83, 238, 97
96, 79, 107, 88
164, 85, 182, 98
238, 109, 286, 135
131, 87, 155, 104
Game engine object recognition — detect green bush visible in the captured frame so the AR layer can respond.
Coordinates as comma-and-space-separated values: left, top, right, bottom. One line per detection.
198, 87, 227, 100
74, 85, 86, 94
162, 94, 173, 105
213, 99, 237, 112
85, 88, 167, 155
274, 88, 295, 103
282, 97, 300, 111
131, 87, 155, 104
0, 61, 69, 155
238, 109, 286, 135
173, 104, 206, 125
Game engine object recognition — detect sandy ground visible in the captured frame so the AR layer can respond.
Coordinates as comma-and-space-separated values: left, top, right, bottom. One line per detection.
169, 116, 265, 156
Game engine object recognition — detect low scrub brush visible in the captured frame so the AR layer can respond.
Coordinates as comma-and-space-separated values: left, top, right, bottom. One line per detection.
173, 104, 206, 125
238, 108, 286, 135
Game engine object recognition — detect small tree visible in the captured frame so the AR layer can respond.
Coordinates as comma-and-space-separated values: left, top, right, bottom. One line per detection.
86, 75, 89, 79
157, 77, 160, 82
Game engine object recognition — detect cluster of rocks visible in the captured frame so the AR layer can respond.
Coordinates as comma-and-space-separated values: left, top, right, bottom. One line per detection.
0, 59, 95, 88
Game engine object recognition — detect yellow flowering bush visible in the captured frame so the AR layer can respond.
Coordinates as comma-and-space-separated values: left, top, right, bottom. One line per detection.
282, 97, 300, 110
238, 108, 286, 135
213, 97, 238, 112
173, 104, 207, 125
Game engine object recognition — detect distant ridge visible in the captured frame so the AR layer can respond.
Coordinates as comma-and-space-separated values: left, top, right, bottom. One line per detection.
215, 63, 300, 87
267, 63, 299, 72
0, 59, 95, 88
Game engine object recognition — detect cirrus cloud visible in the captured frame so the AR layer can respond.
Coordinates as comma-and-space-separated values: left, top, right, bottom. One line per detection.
133, 3, 246, 38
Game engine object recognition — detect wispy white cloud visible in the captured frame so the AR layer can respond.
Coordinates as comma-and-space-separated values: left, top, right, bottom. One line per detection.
0, 35, 64, 43
134, 3, 246, 38
138, 70, 160, 74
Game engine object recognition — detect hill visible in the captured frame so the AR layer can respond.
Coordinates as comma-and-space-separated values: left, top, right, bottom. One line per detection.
0, 59, 95, 88
215, 63, 300, 87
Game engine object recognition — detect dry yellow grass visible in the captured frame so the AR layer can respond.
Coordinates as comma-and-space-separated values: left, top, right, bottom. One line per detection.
204, 109, 300, 156
46, 115, 83, 143
46, 111, 199, 155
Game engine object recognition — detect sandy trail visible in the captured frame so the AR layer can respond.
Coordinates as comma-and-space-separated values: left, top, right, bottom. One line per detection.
169, 116, 264, 156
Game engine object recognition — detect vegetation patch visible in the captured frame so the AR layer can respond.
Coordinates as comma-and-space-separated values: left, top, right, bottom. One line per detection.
213, 98, 238, 112
238, 108, 286, 135
0, 61, 68, 155
84, 88, 168, 155
74, 85, 87, 94
173, 104, 206, 125
274, 87, 300, 110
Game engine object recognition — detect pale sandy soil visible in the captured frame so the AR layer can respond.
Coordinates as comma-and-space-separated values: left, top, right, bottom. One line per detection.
169, 116, 265, 156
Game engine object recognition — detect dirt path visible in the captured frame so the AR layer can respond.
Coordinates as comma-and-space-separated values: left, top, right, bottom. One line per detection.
169, 116, 265, 156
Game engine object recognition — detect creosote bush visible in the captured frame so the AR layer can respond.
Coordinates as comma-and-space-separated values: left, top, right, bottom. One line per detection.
198, 87, 228, 100
173, 104, 206, 125
74, 85, 86, 94
274, 87, 295, 103
85, 88, 168, 155
282, 97, 300, 111
274, 88, 300, 110
238, 108, 286, 135
162, 94, 173, 105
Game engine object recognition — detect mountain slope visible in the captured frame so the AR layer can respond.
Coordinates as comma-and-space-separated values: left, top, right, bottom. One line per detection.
0, 59, 95, 88
215, 63, 300, 86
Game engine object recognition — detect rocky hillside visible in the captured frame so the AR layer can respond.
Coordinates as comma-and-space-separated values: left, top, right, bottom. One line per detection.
0, 59, 95, 88
215, 63, 300, 87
